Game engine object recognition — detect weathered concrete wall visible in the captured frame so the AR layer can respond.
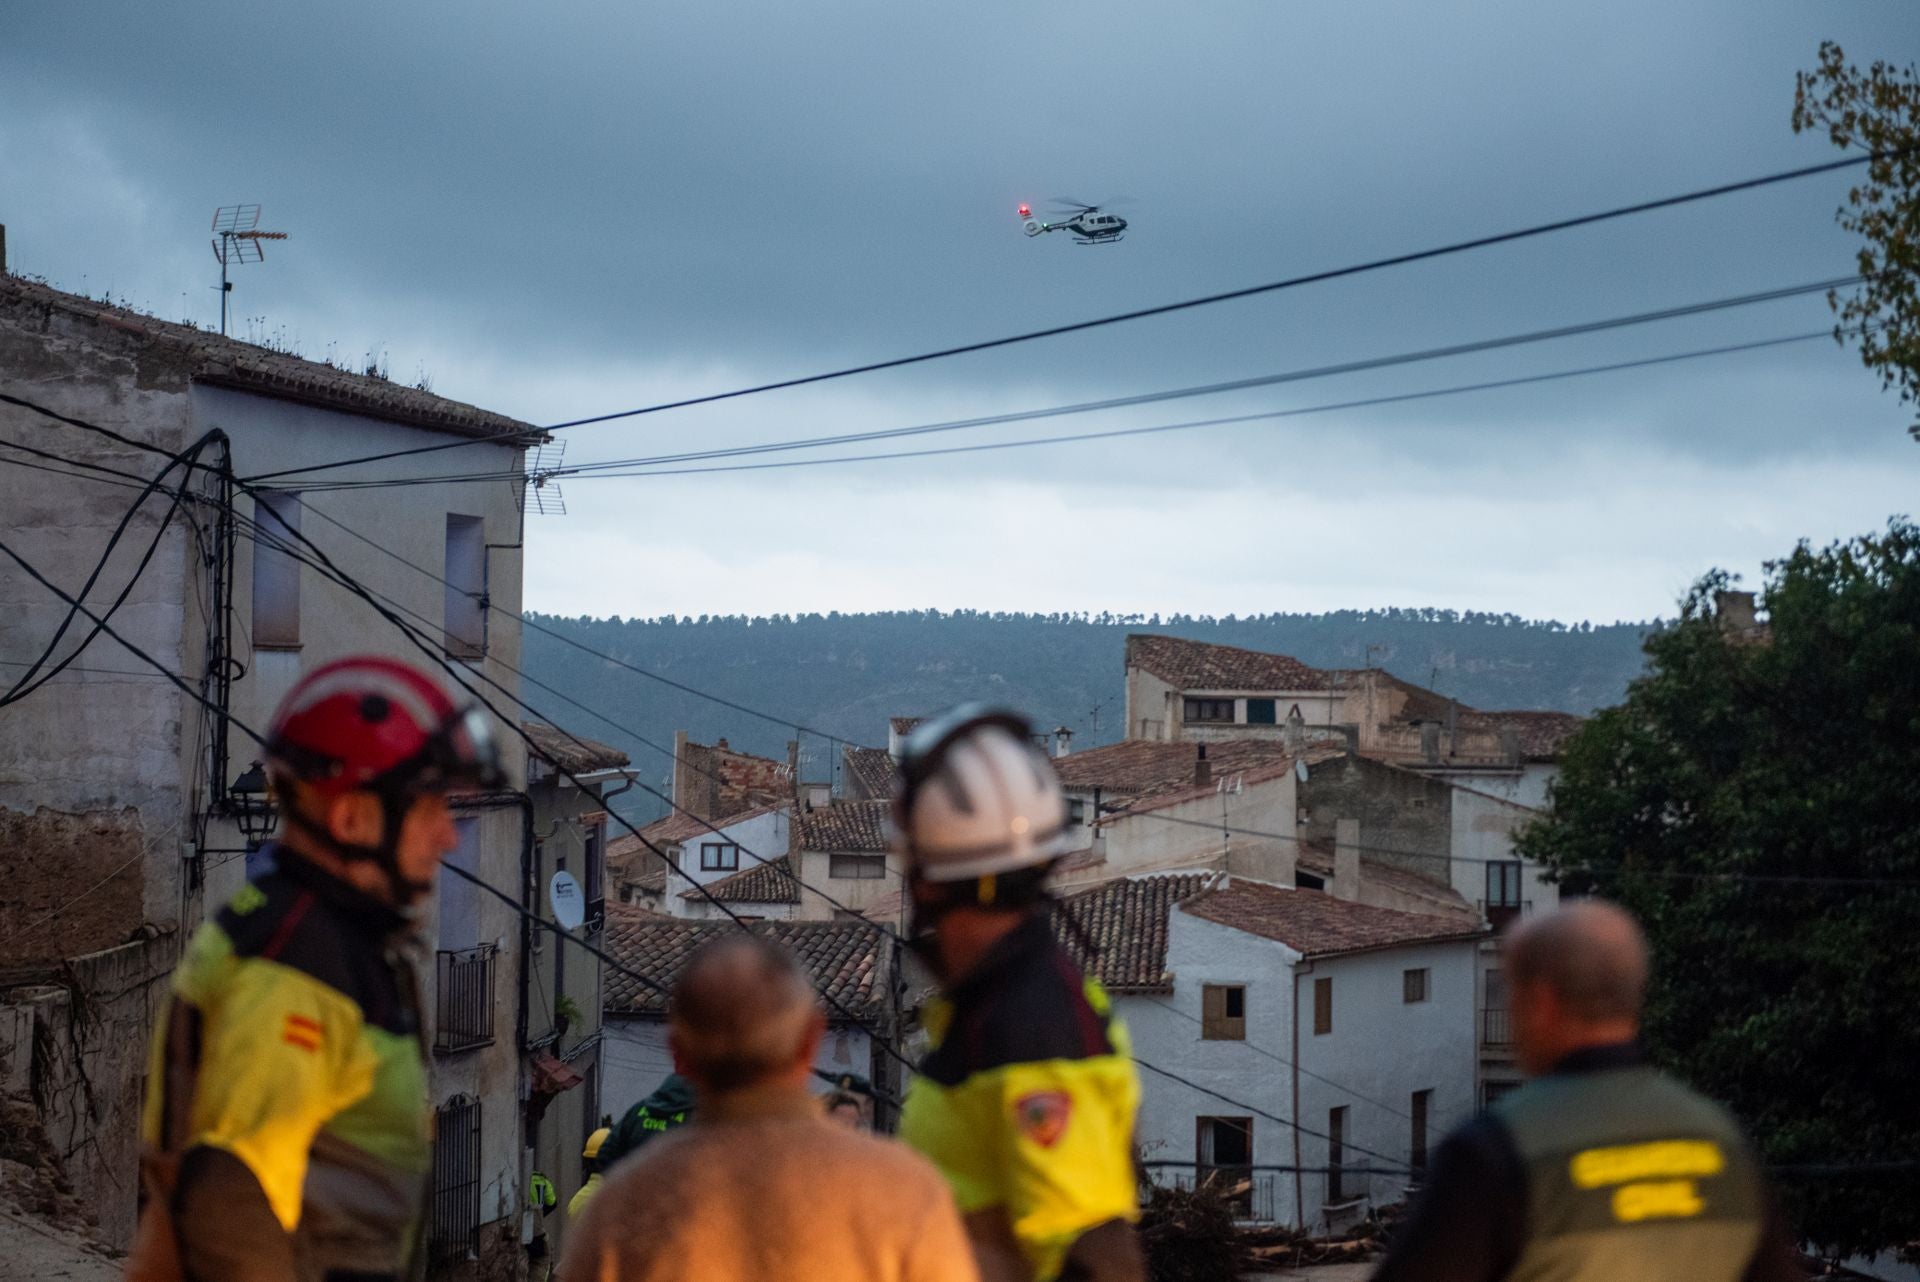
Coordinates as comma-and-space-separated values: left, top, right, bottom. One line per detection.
0, 935, 176, 1248
1300, 756, 1452, 882
1060, 773, 1298, 889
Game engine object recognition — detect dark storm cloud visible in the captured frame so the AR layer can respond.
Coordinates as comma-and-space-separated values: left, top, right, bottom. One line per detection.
3, 0, 1915, 623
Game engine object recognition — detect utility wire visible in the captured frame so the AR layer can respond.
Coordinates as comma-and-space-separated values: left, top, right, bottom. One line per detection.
289, 277, 1858, 491
246, 150, 1893, 482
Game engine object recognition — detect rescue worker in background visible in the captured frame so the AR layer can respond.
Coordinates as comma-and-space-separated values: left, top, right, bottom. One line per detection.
126, 656, 503, 1282
567, 1127, 611, 1220
894, 706, 1146, 1282
1370, 901, 1804, 1282
525, 1169, 558, 1279
597, 1071, 696, 1171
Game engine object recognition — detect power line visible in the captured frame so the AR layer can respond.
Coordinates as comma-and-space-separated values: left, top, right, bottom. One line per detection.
1120, 806, 1920, 888
245, 150, 1891, 483
289, 278, 1859, 492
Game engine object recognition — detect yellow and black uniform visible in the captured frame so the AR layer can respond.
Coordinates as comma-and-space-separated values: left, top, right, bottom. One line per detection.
1372, 1044, 1803, 1282
900, 911, 1141, 1282
131, 851, 432, 1282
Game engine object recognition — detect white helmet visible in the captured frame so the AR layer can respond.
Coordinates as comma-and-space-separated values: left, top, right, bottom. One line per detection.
894, 706, 1069, 883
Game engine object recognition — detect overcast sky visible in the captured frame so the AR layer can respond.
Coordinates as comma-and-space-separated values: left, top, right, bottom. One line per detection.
4, 0, 1915, 624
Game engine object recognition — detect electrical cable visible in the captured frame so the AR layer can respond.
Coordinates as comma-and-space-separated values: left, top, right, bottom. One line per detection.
245, 149, 1897, 482
1117, 807, 1920, 888
1, 430, 220, 706
288, 276, 1859, 492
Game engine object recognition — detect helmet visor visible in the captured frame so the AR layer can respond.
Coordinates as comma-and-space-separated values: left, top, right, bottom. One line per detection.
419, 706, 505, 792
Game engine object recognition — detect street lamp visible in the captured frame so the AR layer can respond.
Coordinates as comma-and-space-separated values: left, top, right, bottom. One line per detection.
230, 762, 279, 848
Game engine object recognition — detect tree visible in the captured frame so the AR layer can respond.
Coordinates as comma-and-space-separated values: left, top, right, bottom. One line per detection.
1793, 43, 1920, 439
1517, 521, 1920, 1260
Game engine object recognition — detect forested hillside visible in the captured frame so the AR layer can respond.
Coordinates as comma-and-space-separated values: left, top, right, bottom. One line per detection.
521, 610, 1656, 821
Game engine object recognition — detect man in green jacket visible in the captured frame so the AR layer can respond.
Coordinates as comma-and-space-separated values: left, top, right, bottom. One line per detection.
1371, 902, 1802, 1282
599, 1073, 696, 1170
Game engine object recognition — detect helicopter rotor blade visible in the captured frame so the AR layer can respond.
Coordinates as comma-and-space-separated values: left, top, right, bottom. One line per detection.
1050, 197, 1095, 211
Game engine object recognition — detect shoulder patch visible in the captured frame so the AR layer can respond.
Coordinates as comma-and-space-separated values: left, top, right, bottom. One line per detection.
1013, 1090, 1072, 1148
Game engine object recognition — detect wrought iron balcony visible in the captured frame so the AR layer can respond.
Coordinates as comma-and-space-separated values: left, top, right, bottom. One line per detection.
1483, 1006, 1513, 1048
434, 945, 496, 1054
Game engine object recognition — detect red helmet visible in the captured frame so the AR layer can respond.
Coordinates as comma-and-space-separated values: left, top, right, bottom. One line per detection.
267, 655, 504, 797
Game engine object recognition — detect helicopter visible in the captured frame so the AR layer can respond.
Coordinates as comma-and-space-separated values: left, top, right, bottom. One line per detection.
1020, 198, 1128, 245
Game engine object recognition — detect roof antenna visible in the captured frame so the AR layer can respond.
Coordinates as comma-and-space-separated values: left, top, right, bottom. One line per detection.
210, 204, 288, 336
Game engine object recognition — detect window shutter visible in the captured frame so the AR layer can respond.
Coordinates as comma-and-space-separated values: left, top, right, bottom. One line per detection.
1202, 984, 1226, 1039
1314, 976, 1333, 1035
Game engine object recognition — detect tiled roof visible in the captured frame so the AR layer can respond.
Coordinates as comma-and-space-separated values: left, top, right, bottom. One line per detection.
521, 722, 630, 774
1126, 634, 1334, 692
1180, 879, 1487, 959
1057, 873, 1216, 992
1293, 841, 1477, 923
889, 717, 924, 735
626, 802, 782, 849
0, 276, 542, 442
680, 854, 801, 904
799, 800, 891, 852
1055, 738, 1298, 801
842, 745, 897, 799
601, 908, 886, 1021
1456, 710, 1584, 761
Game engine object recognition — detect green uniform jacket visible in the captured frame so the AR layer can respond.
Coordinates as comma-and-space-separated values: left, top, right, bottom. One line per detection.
1372, 1044, 1803, 1282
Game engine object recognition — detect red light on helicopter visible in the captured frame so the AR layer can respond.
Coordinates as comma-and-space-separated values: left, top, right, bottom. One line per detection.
1018, 204, 1031, 218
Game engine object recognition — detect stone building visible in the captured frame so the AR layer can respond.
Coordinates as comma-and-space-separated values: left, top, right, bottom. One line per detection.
0, 274, 537, 1274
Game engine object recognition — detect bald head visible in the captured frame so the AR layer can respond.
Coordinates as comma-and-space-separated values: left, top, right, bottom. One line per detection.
669, 934, 824, 1094
1503, 902, 1648, 1073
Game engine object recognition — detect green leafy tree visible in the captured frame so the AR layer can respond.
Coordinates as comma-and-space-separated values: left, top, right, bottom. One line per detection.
1517, 521, 1920, 1260
1793, 43, 1920, 439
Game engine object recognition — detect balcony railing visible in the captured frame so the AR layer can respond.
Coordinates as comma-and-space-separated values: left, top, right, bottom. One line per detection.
435, 945, 496, 1053
1483, 1006, 1513, 1048
1477, 899, 1533, 934
1165, 1167, 1278, 1222
429, 1094, 481, 1261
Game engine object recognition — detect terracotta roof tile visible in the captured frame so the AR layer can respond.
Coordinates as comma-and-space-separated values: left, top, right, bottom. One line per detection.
1055, 739, 1302, 804
521, 722, 630, 774
0, 276, 541, 442
799, 800, 891, 852
1455, 710, 1584, 761
621, 802, 782, 850
679, 854, 801, 904
1180, 879, 1486, 959
601, 908, 886, 1021
1126, 634, 1334, 692
1057, 873, 1217, 992
889, 717, 924, 735
842, 745, 897, 799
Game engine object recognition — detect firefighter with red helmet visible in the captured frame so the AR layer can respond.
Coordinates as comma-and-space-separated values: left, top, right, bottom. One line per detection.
128, 656, 503, 1282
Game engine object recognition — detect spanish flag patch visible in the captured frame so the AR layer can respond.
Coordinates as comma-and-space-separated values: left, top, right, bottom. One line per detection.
283, 1013, 322, 1053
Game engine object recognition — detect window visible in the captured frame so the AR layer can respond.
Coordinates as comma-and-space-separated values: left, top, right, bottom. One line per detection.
1296, 870, 1326, 892
1066, 798, 1086, 826
430, 1094, 482, 1261
251, 490, 301, 647
1313, 976, 1333, 1035
829, 854, 886, 879
1201, 984, 1246, 1040
1403, 968, 1429, 1004
582, 816, 605, 924
1328, 1106, 1350, 1202
1485, 861, 1523, 931
1411, 1090, 1432, 1175
1246, 698, 1277, 725
1482, 1079, 1521, 1110
439, 819, 482, 951
444, 514, 487, 658
1184, 697, 1235, 724
700, 842, 740, 872
1196, 1115, 1253, 1212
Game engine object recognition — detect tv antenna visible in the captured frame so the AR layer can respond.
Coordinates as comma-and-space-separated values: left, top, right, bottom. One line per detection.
210, 205, 288, 336
525, 438, 569, 516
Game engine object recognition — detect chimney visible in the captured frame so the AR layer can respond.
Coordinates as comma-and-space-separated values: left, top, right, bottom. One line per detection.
1053, 726, 1073, 758
1333, 818, 1361, 902
1, 224, 7, 275
787, 739, 801, 806
1193, 743, 1211, 790
1282, 704, 1305, 752
1714, 590, 1757, 634
672, 728, 690, 816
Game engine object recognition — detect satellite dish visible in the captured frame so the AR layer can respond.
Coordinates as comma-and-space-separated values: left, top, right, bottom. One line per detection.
549, 870, 585, 931
1295, 760, 1310, 783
